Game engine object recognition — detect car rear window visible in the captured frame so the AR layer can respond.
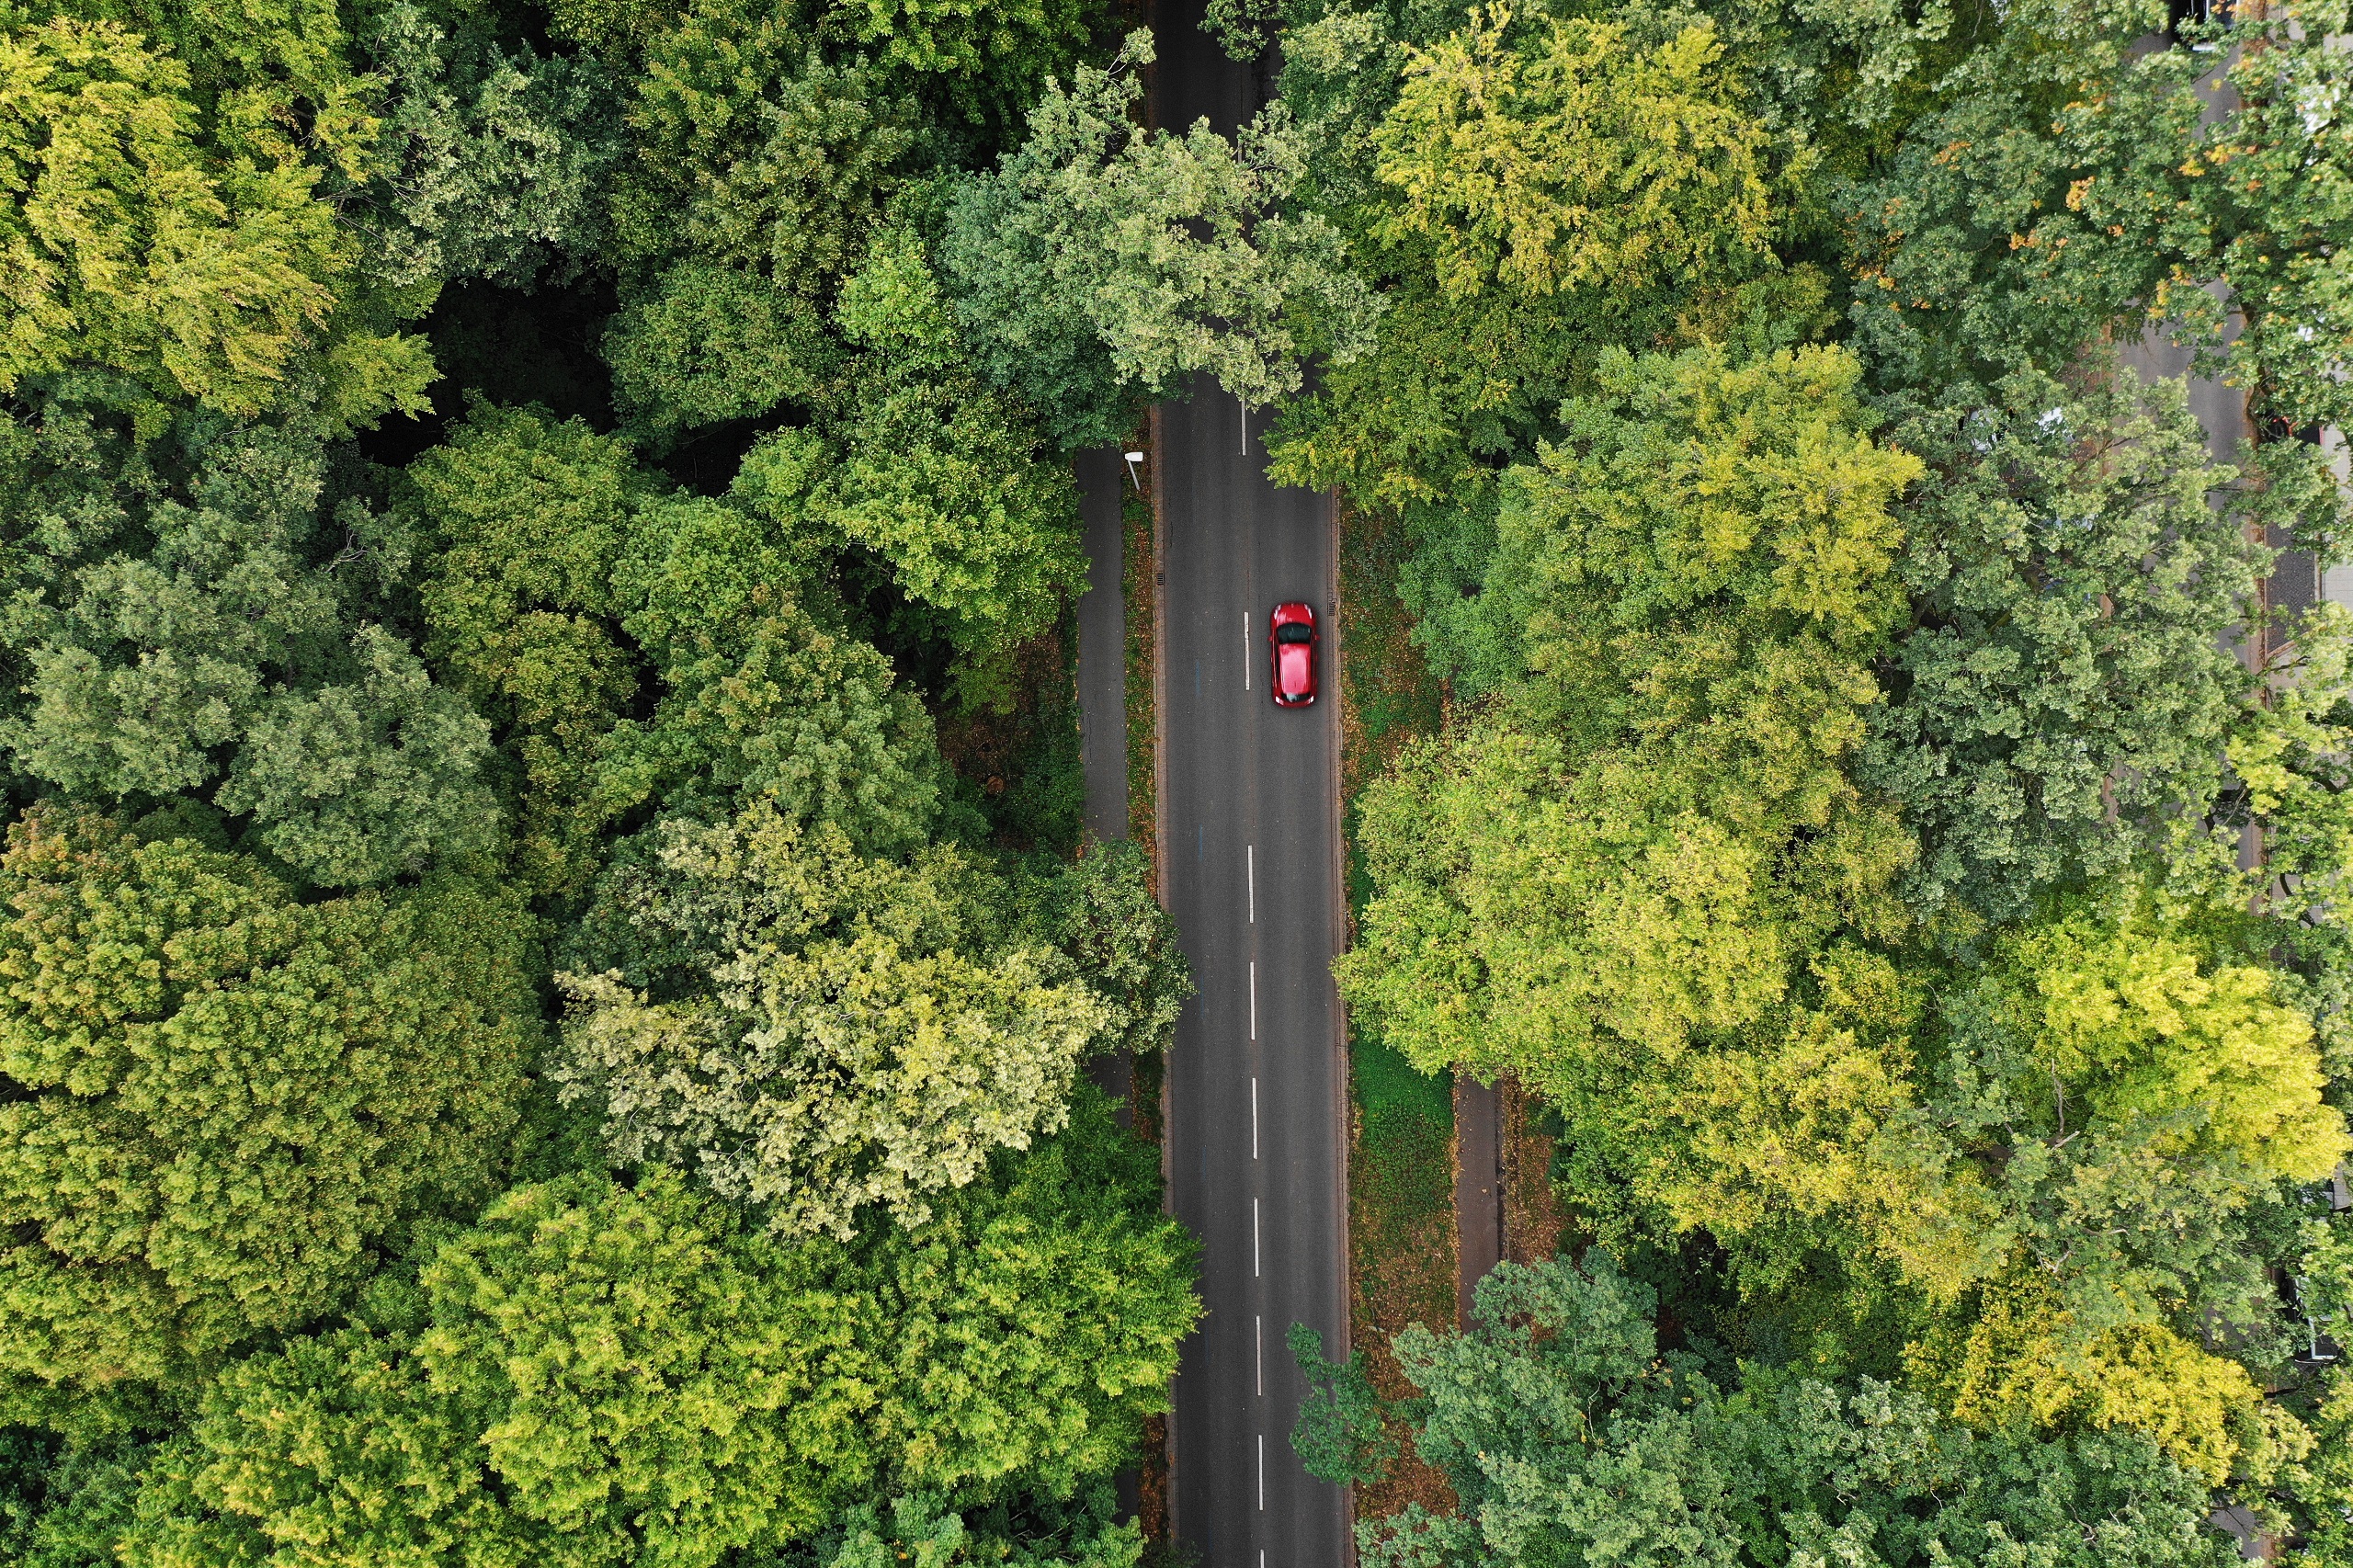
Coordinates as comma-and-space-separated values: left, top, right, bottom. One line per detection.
1275, 624, 1313, 643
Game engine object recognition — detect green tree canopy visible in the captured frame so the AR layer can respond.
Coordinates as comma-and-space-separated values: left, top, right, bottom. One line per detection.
1016, 839, 1191, 1057
1371, 12, 1798, 301
939, 28, 1381, 444
555, 801, 1108, 1238
1339, 342, 1922, 1087
405, 403, 653, 892
1838, 0, 2353, 430
114, 1099, 1193, 1567
1350, 1252, 2237, 1568
0, 17, 347, 413
1857, 371, 2276, 928
357, 2, 623, 291
607, 0, 912, 293
0, 391, 499, 887
0, 806, 531, 1415
122, 1172, 880, 1568
602, 494, 944, 850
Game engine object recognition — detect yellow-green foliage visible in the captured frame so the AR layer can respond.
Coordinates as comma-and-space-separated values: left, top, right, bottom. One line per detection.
2001, 901, 2347, 1183
1924, 1275, 2299, 1487
0, 805, 530, 1411
0, 17, 347, 410
1340, 341, 1922, 1087
1372, 10, 1802, 299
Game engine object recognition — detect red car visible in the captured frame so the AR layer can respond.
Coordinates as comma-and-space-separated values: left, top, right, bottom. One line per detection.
1268, 602, 1318, 707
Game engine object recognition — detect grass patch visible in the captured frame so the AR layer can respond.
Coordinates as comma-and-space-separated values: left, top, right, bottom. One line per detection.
1122, 459, 1160, 878
1336, 497, 1457, 1518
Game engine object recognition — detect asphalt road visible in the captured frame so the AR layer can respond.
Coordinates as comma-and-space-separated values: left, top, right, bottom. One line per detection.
1142, 8, 1349, 1560
1158, 367, 1351, 1568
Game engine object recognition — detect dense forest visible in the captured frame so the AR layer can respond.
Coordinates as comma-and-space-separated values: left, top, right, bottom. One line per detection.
1279, 0, 2353, 1562
2, 0, 2351, 1556
0, 0, 1285, 1551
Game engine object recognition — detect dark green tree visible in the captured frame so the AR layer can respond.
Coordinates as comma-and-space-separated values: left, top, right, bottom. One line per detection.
1362, 1252, 2237, 1568
0, 392, 498, 888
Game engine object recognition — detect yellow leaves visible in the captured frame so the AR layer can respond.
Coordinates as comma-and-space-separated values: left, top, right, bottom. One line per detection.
1932, 1274, 2271, 1484
2005, 899, 2348, 1181
0, 16, 348, 411
1371, 10, 1796, 298
2064, 176, 2094, 210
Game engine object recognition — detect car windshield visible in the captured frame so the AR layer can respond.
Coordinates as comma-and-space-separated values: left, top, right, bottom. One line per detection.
1275, 624, 1313, 644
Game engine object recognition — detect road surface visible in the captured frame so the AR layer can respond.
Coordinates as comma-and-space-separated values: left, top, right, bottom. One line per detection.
1158, 364, 1351, 1568
1133, 6, 1350, 1561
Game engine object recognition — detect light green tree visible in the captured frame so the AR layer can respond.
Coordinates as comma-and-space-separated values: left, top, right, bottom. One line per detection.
0, 806, 531, 1414
555, 802, 1108, 1239
847, 1087, 1198, 1494
1338, 343, 1923, 1088
120, 1172, 878, 1568
1371, 11, 1798, 301
111, 1101, 1195, 1568
0, 17, 348, 413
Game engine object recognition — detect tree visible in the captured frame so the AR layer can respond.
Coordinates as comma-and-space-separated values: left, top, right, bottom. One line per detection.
1857, 370, 2278, 928
1356, 1252, 2237, 1568
938, 29, 1381, 446
113, 1102, 1194, 1568
604, 263, 835, 433
833, 0, 1107, 133
405, 403, 654, 892
1876, 890, 2349, 1363
607, 4, 912, 294
356, 2, 623, 291
0, 395, 498, 887
417, 1174, 877, 1559
809, 1490, 1142, 1568
1370, 12, 1798, 301
0, 17, 347, 413
1338, 343, 1923, 1089
554, 802, 1108, 1239
213, 623, 499, 886
604, 493, 943, 851
121, 1172, 879, 1568
847, 1087, 1199, 1495
0, 806, 531, 1412
1286, 1325, 1392, 1486
1018, 840, 1191, 1057
1836, 0, 2353, 429
732, 360, 1086, 712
